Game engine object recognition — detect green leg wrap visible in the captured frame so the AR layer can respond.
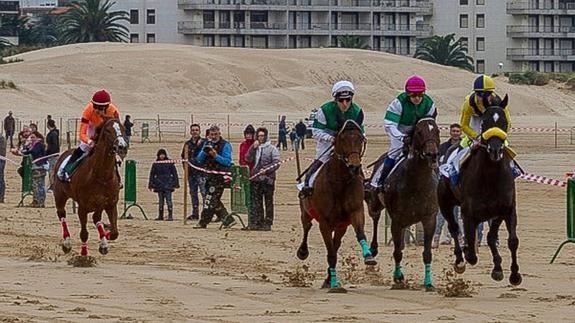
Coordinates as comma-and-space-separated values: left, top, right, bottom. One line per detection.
393, 264, 403, 279
424, 263, 432, 287
329, 267, 339, 288
359, 239, 372, 258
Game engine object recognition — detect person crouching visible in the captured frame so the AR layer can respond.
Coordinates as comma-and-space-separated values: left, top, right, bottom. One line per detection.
148, 148, 180, 221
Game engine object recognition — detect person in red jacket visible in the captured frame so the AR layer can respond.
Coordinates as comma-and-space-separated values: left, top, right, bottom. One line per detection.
239, 124, 255, 171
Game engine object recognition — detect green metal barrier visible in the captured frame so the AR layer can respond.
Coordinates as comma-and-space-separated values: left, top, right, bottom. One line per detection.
141, 122, 150, 143
120, 160, 147, 220
550, 178, 575, 263
17, 155, 33, 207
220, 165, 250, 229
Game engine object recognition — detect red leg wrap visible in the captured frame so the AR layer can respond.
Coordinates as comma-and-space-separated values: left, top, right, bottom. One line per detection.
61, 219, 70, 239
80, 243, 88, 256
96, 222, 107, 239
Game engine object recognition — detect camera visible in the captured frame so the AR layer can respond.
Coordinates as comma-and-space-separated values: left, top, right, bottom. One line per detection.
203, 143, 214, 153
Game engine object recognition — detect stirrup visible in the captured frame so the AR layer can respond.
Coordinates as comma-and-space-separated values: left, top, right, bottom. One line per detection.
298, 187, 313, 199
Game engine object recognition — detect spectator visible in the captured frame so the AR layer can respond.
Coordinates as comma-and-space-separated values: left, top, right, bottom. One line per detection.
12, 131, 47, 207
3, 111, 15, 148
148, 148, 180, 221
295, 119, 307, 150
276, 115, 288, 151
123, 115, 134, 146
194, 125, 236, 229
239, 124, 258, 228
45, 120, 60, 192
289, 128, 297, 151
29, 123, 38, 133
0, 132, 5, 203
181, 123, 206, 220
15, 126, 31, 153
433, 123, 463, 248
245, 127, 280, 231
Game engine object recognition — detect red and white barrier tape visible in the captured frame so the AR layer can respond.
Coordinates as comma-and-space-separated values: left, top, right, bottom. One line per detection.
187, 161, 232, 180
248, 156, 294, 180
519, 173, 567, 187
0, 155, 20, 165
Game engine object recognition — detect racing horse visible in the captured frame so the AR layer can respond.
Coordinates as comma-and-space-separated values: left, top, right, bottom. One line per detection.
365, 117, 440, 290
438, 94, 522, 286
52, 117, 128, 257
297, 119, 375, 292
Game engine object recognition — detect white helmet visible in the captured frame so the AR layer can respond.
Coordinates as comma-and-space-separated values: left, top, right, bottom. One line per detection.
331, 80, 355, 98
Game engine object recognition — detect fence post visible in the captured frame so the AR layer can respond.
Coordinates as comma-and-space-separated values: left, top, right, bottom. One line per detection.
157, 114, 162, 143
555, 122, 558, 149
550, 177, 575, 263
227, 114, 231, 140
183, 149, 189, 225
141, 122, 150, 143
17, 155, 33, 207
120, 159, 147, 220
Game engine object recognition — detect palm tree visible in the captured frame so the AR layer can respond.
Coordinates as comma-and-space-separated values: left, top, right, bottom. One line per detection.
339, 35, 370, 50
414, 33, 474, 71
58, 0, 129, 44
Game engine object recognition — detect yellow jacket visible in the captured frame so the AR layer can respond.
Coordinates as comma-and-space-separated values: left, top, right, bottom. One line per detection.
460, 92, 511, 139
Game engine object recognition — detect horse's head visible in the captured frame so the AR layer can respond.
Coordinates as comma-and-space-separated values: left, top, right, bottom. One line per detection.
93, 117, 128, 159
334, 119, 366, 175
411, 117, 440, 169
480, 94, 509, 162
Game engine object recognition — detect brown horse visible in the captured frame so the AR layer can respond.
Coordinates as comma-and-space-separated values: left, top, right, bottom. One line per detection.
297, 120, 375, 292
53, 117, 128, 257
438, 95, 522, 286
365, 117, 440, 290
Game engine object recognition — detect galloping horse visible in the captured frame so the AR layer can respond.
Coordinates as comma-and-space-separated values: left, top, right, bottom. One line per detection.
53, 117, 128, 257
297, 120, 375, 292
438, 95, 522, 286
365, 117, 440, 290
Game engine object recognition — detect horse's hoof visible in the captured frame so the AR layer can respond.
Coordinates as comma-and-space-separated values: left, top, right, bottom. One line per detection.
509, 273, 522, 286
364, 256, 377, 266
98, 246, 109, 255
321, 278, 330, 289
327, 287, 347, 294
393, 274, 405, 284
491, 270, 504, 281
425, 284, 436, 292
61, 239, 72, 254
465, 254, 478, 266
296, 247, 309, 260
454, 262, 466, 274
370, 247, 378, 258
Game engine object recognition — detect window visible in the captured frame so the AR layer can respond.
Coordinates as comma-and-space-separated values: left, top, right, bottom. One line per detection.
146, 9, 156, 24
130, 33, 139, 43
476, 59, 485, 74
476, 37, 485, 51
460, 14, 469, 28
129, 9, 138, 24
460, 37, 469, 49
146, 33, 155, 43
476, 0, 485, 4
476, 14, 485, 28
460, 0, 468, 4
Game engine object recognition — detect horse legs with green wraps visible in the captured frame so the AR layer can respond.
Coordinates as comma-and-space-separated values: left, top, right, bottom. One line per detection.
421, 216, 436, 291
391, 223, 405, 284
320, 224, 347, 292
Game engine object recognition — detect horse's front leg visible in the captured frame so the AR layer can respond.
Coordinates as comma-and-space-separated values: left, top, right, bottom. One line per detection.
297, 205, 312, 260
505, 209, 522, 286
391, 222, 406, 284
367, 190, 384, 257
105, 205, 119, 241
462, 206, 478, 266
57, 201, 72, 254
78, 207, 89, 256
486, 217, 504, 281
422, 214, 436, 291
93, 210, 109, 255
319, 221, 342, 291
350, 209, 377, 266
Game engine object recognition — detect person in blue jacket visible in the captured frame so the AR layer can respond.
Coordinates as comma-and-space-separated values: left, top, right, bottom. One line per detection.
148, 148, 179, 221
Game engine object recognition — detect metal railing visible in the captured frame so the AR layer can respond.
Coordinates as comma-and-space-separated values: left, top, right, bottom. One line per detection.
507, 25, 575, 33
507, 47, 575, 57
178, 0, 432, 7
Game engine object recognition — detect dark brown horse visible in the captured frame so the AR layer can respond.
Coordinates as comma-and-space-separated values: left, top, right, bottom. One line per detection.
438, 95, 522, 286
297, 120, 375, 292
365, 117, 440, 290
53, 117, 128, 257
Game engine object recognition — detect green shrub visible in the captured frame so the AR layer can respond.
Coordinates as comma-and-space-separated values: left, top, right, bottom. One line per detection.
0, 80, 17, 89
548, 73, 572, 83
566, 77, 575, 90
508, 73, 530, 85
504, 72, 510, 77
532, 73, 550, 86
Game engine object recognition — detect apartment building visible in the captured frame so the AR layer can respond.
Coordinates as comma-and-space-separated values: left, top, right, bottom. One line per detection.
0, 0, 19, 45
119, 0, 187, 44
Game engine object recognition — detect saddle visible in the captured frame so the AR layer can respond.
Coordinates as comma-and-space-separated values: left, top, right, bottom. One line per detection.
57, 153, 87, 181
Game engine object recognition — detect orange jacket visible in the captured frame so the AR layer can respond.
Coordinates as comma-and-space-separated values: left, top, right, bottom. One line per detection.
79, 102, 120, 144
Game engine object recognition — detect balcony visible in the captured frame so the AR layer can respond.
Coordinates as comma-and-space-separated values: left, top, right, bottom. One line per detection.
507, 47, 575, 60
178, 0, 289, 10
178, 20, 288, 34
0, 1, 19, 13
507, 1, 575, 15
507, 25, 575, 37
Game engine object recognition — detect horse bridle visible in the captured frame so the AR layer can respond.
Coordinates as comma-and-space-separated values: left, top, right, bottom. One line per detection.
412, 118, 439, 162
334, 120, 367, 168
101, 120, 128, 156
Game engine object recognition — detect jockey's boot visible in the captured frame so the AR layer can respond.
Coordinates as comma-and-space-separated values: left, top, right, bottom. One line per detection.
375, 157, 395, 193
60, 147, 84, 180
510, 160, 523, 178
298, 160, 323, 199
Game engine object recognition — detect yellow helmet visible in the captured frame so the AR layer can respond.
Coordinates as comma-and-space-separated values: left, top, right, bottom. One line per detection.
473, 75, 495, 92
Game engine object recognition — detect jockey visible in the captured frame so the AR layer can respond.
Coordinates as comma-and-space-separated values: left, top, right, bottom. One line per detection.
59, 89, 120, 181
298, 80, 365, 198
372, 75, 437, 191
460, 74, 511, 147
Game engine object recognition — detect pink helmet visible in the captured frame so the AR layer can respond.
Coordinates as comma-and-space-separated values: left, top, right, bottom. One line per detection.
405, 75, 426, 93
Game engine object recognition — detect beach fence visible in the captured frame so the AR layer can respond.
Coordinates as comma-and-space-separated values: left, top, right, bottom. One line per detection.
550, 176, 575, 263
120, 160, 147, 220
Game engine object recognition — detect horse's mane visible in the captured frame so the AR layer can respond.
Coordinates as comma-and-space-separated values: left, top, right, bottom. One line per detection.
92, 117, 118, 145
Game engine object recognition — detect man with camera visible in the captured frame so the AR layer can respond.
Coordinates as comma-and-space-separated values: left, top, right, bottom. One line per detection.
193, 125, 236, 229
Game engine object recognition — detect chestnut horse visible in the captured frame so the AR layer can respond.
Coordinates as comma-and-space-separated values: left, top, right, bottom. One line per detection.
438, 95, 522, 286
53, 117, 128, 257
297, 119, 375, 292
365, 117, 440, 290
